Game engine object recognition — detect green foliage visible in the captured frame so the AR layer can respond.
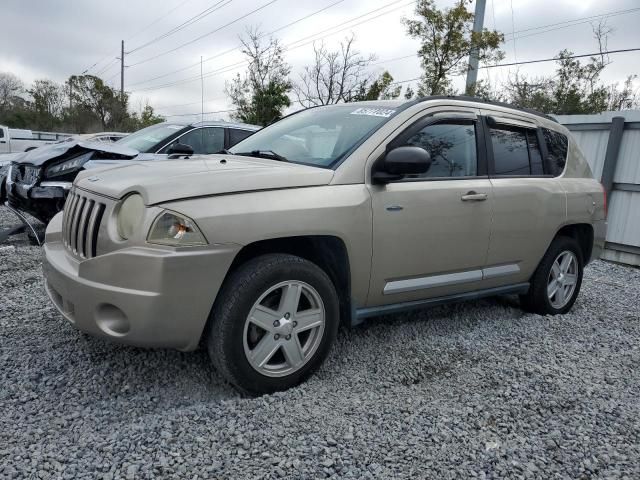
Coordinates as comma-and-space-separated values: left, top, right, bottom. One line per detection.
226, 29, 291, 126
403, 0, 504, 96
353, 71, 402, 101
505, 50, 637, 114
0, 72, 165, 133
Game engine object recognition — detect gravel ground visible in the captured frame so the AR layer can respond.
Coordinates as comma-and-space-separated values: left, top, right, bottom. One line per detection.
1, 206, 639, 479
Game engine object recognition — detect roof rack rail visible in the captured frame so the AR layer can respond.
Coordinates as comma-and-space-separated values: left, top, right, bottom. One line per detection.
413, 95, 558, 123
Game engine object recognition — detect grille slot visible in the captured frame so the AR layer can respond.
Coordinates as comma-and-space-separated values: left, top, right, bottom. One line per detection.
62, 190, 105, 259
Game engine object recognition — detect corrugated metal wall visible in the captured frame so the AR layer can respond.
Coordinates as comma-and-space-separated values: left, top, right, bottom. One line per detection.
555, 111, 640, 267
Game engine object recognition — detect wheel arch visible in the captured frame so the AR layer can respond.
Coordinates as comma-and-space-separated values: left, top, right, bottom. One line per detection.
554, 223, 594, 264
224, 235, 352, 326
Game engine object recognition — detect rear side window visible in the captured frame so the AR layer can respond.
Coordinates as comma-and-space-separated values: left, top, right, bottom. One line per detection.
489, 125, 545, 176
542, 128, 568, 176
229, 128, 254, 146
0, 129, 4, 138
402, 121, 477, 178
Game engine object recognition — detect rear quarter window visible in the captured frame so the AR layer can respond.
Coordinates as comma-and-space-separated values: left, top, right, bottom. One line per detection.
542, 128, 568, 176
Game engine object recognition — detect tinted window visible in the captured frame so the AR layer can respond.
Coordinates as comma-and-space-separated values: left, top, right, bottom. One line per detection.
0, 129, 4, 139
543, 128, 568, 176
166, 127, 224, 154
403, 121, 477, 178
490, 125, 546, 176
229, 128, 254, 146
490, 126, 530, 175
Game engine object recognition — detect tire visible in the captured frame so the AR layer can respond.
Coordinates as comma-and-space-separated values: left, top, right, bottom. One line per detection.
206, 254, 340, 395
520, 236, 584, 315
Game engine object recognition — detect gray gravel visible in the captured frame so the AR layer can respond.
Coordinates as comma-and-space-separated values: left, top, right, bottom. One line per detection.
1, 205, 640, 479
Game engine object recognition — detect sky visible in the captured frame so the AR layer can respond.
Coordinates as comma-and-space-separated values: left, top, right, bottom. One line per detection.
1, 0, 639, 124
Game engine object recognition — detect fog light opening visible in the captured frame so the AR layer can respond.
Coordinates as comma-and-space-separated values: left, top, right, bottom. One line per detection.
95, 304, 130, 337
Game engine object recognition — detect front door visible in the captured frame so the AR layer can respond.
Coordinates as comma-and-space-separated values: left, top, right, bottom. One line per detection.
367, 112, 494, 306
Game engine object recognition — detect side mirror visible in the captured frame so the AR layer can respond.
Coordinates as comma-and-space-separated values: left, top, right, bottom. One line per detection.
373, 146, 432, 183
167, 142, 194, 158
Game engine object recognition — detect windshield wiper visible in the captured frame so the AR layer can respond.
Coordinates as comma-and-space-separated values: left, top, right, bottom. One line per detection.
236, 150, 288, 162
216, 148, 234, 155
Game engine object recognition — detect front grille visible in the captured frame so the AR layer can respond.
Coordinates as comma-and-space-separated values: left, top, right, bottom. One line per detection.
10, 163, 40, 186
62, 189, 106, 259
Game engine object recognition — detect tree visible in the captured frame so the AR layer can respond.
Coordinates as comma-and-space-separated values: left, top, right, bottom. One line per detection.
294, 35, 375, 106
403, 0, 503, 96
353, 71, 402, 101
67, 75, 128, 131
503, 22, 637, 114
28, 79, 65, 130
0, 72, 24, 111
226, 28, 291, 126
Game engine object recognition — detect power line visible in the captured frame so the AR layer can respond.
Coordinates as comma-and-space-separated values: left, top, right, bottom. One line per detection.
388, 48, 640, 85
126, 0, 232, 54
286, 0, 412, 50
79, 0, 194, 75
128, 0, 282, 67
130, 0, 415, 93
126, 0, 195, 42
127, 0, 345, 87
503, 7, 640, 38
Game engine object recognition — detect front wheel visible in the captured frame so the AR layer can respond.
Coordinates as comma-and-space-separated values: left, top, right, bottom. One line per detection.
520, 236, 584, 315
206, 254, 340, 395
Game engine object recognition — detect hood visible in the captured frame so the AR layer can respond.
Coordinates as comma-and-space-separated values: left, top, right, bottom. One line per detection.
75, 155, 334, 205
9, 140, 139, 167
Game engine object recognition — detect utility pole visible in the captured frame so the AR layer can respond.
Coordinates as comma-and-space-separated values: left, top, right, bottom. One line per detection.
465, 0, 487, 96
200, 56, 204, 124
120, 40, 125, 103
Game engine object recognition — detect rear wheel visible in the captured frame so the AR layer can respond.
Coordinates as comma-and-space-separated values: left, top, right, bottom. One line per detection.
206, 254, 340, 395
520, 236, 584, 315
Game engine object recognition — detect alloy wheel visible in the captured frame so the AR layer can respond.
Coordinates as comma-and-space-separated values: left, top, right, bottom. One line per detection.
243, 280, 325, 377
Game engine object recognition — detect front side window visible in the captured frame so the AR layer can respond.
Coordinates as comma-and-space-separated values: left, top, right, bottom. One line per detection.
176, 127, 224, 154
229, 105, 398, 168
402, 121, 478, 178
542, 128, 568, 176
490, 125, 545, 176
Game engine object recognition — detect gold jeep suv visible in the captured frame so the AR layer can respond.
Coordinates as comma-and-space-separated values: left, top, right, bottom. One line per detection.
43, 97, 606, 395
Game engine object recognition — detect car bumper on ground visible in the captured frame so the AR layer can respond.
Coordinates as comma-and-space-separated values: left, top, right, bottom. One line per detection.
42, 213, 241, 351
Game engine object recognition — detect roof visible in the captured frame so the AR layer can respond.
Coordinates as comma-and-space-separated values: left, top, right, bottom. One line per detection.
304, 97, 557, 123
190, 120, 261, 130
411, 95, 558, 123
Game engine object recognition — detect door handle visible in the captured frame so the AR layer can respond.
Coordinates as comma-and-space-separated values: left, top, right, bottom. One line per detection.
461, 191, 488, 202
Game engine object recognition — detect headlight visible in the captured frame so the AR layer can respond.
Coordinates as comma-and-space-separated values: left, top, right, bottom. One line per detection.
45, 153, 90, 177
117, 193, 145, 240
147, 211, 207, 246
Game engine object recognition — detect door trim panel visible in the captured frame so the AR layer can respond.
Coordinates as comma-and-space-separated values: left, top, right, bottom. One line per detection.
383, 263, 521, 295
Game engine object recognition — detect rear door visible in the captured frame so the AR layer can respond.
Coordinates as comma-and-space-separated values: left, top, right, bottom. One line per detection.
480, 111, 566, 286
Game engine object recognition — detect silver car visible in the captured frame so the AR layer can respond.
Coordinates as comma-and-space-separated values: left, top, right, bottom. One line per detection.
42, 97, 607, 395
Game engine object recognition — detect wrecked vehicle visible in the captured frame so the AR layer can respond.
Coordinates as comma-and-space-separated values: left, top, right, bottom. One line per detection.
42, 97, 606, 395
4, 121, 259, 223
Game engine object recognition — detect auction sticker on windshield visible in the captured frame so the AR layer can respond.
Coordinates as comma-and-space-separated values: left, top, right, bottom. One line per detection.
350, 107, 396, 117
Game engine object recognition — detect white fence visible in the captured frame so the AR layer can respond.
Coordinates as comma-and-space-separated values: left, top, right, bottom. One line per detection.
555, 111, 640, 267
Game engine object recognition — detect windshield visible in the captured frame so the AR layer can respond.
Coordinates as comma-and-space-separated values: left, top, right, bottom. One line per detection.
229, 105, 398, 168
115, 123, 186, 152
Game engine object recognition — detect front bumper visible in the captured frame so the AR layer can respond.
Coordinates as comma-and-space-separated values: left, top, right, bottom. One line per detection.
43, 213, 241, 351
